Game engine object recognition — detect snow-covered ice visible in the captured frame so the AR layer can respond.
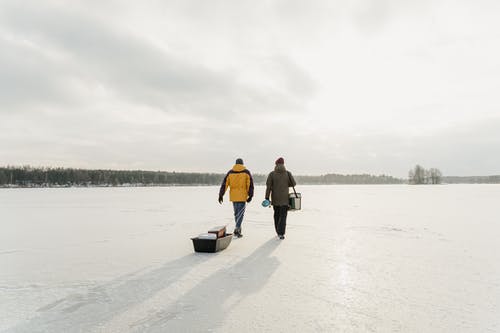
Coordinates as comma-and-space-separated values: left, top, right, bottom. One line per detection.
1, 185, 499, 332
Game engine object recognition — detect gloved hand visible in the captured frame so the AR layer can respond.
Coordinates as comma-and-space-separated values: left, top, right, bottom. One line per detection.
218, 196, 223, 204
246, 196, 252, 203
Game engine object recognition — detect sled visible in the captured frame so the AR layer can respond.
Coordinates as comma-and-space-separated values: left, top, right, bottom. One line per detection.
191, 233, 233, 253
191, 226, 232, 253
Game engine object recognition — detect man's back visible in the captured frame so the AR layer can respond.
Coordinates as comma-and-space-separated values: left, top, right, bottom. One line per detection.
220, 163, 254, 202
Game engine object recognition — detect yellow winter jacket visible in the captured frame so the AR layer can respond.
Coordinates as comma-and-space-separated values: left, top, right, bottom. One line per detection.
219, 164, 254, 202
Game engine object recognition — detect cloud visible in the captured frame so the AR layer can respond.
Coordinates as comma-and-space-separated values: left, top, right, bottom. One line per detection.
296, 118, 500, 177
0, 1, 316, 119
0, 36, 75, 109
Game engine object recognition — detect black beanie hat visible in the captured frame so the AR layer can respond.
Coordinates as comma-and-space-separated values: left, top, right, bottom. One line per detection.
235, 158, 244, 165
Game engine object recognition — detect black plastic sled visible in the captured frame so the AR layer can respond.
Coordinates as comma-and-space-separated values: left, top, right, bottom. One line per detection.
191, 226, 232, 253
191, 234, 233, 253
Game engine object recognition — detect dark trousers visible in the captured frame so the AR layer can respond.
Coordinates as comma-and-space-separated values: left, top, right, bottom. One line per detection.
273, 205, 288, 236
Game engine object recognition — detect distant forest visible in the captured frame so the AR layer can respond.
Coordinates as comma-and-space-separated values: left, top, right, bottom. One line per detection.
442, 176, 500, 184
1, 166, 499, 187
0, 166, 404, 187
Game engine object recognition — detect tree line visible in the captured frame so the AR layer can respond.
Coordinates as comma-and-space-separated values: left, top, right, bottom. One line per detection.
408, 165, 500, 184
442, 175, 500, 184
0, 166, 226, 187
3, 166, 498, 187
0, 166, 404, 187
295, 173, 403, 185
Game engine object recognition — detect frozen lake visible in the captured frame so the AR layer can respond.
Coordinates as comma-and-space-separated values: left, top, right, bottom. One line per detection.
1, 185, 499, 332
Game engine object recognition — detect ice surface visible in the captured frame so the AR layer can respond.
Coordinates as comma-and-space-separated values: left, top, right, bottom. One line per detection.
1, 185, 499, 332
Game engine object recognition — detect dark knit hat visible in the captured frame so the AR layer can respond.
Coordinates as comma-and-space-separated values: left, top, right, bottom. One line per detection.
275, 157, 284, 165
235, 158, 244, 165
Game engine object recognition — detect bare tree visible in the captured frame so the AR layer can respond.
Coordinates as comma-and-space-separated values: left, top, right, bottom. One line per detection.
409, 165, 442, 184
414, 165, 426, 184
429, 168, 442, 184
408, 169, 415, 184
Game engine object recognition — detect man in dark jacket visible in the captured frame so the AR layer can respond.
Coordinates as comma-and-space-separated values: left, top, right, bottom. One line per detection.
265, 157, 296, 239
219, 158, 254, 237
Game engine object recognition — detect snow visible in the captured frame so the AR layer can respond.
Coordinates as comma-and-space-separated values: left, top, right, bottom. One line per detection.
1, 185, 500, 332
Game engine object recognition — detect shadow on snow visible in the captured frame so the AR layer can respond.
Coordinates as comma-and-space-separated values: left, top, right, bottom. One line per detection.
7, 238, 280, 333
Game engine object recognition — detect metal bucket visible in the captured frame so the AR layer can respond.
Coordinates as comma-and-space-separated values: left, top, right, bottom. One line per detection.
289, 192, 301, 210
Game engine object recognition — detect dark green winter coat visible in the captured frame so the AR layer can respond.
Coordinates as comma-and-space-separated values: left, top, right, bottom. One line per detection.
265, 164, 296, 206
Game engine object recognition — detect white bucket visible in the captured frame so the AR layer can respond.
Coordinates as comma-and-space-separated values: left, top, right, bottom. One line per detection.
289, 192, 301, 210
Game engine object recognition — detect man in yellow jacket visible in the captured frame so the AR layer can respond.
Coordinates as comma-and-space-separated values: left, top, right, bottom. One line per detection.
218, 158, 254, 237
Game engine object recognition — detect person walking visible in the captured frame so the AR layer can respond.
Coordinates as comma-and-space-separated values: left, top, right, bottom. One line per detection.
219, 158, 254, 237
265, 157, 296, 239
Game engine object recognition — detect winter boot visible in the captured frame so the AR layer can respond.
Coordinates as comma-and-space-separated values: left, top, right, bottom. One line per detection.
234, 227, 243, 238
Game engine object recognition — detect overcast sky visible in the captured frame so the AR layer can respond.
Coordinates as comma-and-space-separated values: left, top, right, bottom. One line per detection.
1, 0, 499, 176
